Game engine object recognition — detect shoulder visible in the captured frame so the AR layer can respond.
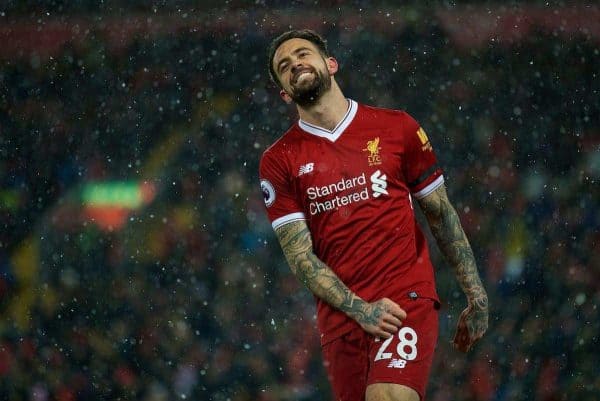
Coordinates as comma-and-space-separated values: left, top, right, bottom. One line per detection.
261, 124, 302, 167
357, 103, 418, 127
260, 124, 303, 174
262, 123, 302, 156
355, 103, 421, 142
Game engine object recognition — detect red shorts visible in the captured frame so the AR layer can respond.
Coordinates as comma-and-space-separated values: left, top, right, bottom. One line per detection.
321, 297, 439, 401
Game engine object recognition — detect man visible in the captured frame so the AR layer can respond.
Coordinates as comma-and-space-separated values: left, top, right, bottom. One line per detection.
259, 29, 488, 401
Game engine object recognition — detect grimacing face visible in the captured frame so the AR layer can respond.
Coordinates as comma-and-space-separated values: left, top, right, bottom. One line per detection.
272, 38, 335, 106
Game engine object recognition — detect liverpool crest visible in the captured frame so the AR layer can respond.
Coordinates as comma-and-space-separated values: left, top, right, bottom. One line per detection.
363, 137, 382, 166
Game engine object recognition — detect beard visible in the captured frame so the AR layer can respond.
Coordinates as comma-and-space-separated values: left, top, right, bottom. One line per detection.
288, 67, 332, 107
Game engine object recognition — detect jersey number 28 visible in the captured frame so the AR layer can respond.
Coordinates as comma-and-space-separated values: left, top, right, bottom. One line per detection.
374, 326, 418, 361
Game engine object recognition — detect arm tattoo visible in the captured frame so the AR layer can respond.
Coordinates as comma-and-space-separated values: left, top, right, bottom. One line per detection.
418, 185, 488, 323
275, 221, 380, 326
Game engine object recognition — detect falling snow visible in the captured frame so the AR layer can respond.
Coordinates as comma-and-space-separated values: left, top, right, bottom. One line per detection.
0, 3, 598, 401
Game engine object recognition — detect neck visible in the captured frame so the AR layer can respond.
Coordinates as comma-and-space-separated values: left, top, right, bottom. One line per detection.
296, 80, 348, 131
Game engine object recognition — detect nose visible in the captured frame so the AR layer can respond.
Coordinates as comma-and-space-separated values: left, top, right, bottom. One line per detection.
292, 57, 304, 74
290, 58, 304, 74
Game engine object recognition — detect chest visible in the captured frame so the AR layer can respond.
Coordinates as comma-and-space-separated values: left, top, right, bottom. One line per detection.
290, 128, 408, 210
295, 129, 403, 184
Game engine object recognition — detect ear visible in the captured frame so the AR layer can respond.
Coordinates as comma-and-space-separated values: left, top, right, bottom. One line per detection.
279, 89, 293, 104
326, 57, 339, 75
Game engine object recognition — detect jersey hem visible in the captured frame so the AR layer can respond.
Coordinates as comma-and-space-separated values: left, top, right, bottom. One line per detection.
320, 325, 357, 346
318, 285, 439, 346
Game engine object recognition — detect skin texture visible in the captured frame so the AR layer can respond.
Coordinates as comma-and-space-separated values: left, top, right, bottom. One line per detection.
270, 35, 488, 400
271, 38, 349, 130
272, 41, 332, 107
417, 184, 489, 352
366, 383, 419, 401
273, 38, 332, 104
274, 221, 406, 339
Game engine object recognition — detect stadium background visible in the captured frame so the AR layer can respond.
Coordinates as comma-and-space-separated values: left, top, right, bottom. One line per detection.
0, 2, 598, 400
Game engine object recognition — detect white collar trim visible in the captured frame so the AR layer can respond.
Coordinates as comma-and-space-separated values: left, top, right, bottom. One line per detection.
298, 99, 358, 142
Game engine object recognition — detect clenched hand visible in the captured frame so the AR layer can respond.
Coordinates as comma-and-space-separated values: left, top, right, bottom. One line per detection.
356, 298, 407, 339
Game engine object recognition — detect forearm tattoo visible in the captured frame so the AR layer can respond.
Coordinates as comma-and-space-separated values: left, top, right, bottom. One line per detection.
275, 221, 379, 325
419, 186, 489, 320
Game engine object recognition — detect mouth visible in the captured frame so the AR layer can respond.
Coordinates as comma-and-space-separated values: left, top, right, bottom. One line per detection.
292, 68, 315, 84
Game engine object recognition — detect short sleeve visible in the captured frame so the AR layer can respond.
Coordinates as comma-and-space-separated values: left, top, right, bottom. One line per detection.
401, 113, 444, 199
259, 150, 306, 230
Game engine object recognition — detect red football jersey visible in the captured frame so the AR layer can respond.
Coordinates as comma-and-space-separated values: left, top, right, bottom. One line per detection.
259, 100, 444, 345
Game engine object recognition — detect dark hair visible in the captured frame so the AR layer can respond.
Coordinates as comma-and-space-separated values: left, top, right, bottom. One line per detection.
267, 29, 330, 88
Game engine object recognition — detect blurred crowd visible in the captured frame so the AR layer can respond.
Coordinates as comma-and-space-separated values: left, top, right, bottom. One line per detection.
0, 6, 599, 401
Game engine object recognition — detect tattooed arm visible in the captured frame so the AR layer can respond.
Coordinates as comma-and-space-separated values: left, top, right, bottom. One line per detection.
275, 220, 406, 338
418, 184, 489, 352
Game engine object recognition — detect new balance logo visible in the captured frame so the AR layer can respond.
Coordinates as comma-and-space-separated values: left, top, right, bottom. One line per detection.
298, 162, 314, 176
370, 169, 388, 198
387, 359, 407, 369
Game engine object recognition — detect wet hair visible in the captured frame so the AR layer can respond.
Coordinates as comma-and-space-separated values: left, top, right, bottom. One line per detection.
267, 29, 330, 88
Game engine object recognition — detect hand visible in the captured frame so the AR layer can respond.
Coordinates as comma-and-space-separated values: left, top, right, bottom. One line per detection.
453, 298, 488, 352
355, 298, 407, 339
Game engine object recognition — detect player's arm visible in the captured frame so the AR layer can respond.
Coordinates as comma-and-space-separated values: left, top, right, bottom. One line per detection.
417, 184, 489, 352
274, 219, 406, 338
